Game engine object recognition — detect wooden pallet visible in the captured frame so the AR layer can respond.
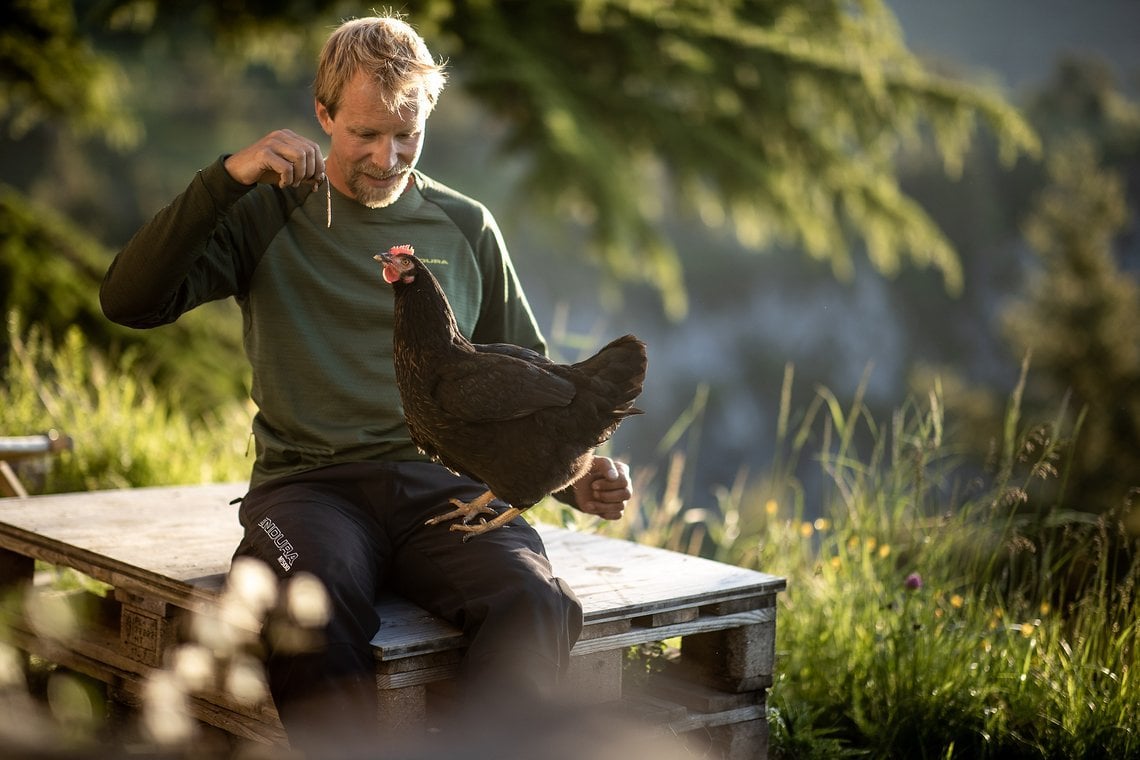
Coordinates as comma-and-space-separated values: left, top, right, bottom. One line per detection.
0, 432, 72, 498
0, 483, 785, 758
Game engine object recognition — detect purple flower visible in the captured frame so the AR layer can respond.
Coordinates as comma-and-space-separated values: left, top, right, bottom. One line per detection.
904, 572, 923, 591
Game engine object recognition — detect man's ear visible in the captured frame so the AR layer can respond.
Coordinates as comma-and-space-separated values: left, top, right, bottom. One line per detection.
315, 99, 334, 135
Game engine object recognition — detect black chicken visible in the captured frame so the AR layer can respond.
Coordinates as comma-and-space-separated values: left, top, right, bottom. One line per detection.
374, 245, 647, 541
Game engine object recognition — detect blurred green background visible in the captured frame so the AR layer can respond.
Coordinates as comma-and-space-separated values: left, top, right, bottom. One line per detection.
2, 0, 1138, 521
5, 4, 1140, 756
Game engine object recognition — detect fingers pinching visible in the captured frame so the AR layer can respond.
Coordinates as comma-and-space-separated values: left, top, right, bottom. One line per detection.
226, 129, 325, 188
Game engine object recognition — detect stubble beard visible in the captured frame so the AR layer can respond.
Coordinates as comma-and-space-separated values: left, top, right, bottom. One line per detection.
349, 163, 412, 209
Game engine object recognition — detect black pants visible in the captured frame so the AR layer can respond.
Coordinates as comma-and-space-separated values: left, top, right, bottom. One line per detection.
231, 460, 583, 756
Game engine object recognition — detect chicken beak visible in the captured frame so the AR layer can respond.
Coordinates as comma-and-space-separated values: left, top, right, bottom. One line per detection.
375, 252, 404, 284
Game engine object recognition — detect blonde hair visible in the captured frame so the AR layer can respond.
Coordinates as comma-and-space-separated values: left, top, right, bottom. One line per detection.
313, 14, 447, 117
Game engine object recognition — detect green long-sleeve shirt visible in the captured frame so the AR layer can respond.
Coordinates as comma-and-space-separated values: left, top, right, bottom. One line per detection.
101, 157, 546, 488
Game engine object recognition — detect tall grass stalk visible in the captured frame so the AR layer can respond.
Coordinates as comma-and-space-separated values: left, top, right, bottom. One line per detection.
2, 313, 251, 492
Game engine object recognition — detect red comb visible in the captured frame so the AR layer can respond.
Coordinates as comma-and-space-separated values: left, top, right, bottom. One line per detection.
389, 244, 415, 255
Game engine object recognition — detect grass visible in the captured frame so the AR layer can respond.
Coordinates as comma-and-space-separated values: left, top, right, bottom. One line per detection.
2, 313, 252, 493
3, 316, 1138, 757
550, 361, 1139, 759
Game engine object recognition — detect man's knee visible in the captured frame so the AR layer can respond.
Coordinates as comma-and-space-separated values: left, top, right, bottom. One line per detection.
470, 555, 583, 661
512, 569, 582, 630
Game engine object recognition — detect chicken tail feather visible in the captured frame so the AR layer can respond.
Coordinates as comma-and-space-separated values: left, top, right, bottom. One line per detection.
575, 334, 648, 417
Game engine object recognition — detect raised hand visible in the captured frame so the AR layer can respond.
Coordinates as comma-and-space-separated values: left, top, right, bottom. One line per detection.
223, 129, 326, 189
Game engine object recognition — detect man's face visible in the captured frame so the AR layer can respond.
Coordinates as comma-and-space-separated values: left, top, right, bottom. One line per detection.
316, 71, 427, 208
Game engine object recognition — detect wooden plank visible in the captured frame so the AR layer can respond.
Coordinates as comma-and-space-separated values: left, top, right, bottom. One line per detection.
623, 695, 767, 739
580, 618, 632, 640
619, 694, 689, 725
371, 607, 774, 690
0, 484, 244, 576
376, 649, 462, 676
375, 662, 458, 690
370, 602, 637, 661
0, 484, 244, 613
370, 604, 776, 663
642, 670, 760, 714
114, 588, 170, 616
363, 524, 783, 658
370, 596, 464, 660
0, 488, 783, 760
14, 616, 287, 749
111, 678, 287, 746
702, 594, 776, 616
375, 649, 462, 689
14, 604, 773, 751
8, 624, 125, 687
0, 461, 28, 498
633, 607, 700, 628
0, 433, 72, 501
0, 482, 786, 748
571, 607, 776, 657
667, 703, 766, 735
179, 696, 285, 747
10, 619, 285, 746
0, 485, 785, 626
2, 489, 782, 657
540, 528, 786, 622
9, 597, 282, 728
0, 433, 73, 460
10, 613, 134, 682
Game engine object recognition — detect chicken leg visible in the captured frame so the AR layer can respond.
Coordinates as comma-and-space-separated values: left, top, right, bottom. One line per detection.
424, 490, 523, 542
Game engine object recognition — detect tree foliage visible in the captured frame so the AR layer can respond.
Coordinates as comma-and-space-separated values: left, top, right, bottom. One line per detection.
0, 185, 249, 414
1, 0, 137, 146
5, 0, 1039, 318
422, 0, 1041, 315
1004, 141, 1140, 515
906, 57, 1140, 522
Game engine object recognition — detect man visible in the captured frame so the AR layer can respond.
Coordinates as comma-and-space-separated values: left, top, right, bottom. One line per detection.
100, 13, 632, 756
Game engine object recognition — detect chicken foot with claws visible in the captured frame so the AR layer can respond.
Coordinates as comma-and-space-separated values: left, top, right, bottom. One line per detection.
424, 490, 523, 542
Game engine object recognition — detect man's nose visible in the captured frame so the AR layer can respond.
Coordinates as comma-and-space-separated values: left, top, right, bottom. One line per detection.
371, 137, 399, 171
